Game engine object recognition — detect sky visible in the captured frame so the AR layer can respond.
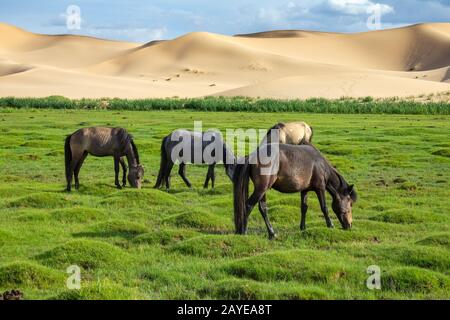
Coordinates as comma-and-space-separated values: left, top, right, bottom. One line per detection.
0, 0, 449, 42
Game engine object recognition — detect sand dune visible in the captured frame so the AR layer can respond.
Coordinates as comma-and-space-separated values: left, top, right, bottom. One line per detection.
0, 22, 449, 99
213, 73, 450, 99
0, 23, 137, 68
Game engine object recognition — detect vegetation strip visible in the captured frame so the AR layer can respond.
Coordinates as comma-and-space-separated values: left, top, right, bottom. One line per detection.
0, 96, 449, 114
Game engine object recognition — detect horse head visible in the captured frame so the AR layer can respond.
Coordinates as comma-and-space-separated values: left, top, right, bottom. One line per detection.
128, 164, 144, 189
332, 184, 357, 229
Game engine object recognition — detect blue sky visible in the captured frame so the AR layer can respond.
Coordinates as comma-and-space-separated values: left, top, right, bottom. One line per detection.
1, 0, 449, 42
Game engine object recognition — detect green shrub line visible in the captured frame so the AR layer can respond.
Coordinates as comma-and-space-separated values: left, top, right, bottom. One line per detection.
0, 96, 449, 114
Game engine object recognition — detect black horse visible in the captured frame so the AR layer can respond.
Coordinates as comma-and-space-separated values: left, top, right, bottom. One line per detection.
233, 144, 357, 239
154, 130, 236, 190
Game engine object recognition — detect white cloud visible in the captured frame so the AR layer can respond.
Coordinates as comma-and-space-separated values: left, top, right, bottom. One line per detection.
258, 7, 283, 24
328, 0, 394, 15
287, 1, 297, 9
86, 27, 168, 42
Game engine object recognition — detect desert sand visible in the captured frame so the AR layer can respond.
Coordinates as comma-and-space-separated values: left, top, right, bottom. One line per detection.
0, 22, 449, 99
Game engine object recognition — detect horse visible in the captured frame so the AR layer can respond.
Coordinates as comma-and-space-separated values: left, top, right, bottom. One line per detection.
233, 143, 357, 239
261, 121, 313, 146
154, 130, 236, 190
64, 127, 144, 191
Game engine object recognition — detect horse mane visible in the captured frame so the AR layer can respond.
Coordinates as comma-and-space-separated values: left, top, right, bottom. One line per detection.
117, 128, 139, 164
268, 122, 285, 132
327, 166, 357, 201
326, 162, 348, 193
130, 140, 140, 164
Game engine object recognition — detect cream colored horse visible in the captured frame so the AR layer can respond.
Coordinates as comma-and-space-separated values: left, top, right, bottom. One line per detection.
261, 121, 313, 146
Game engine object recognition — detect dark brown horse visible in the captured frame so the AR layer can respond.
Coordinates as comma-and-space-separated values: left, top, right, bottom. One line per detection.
154, 129, 235, 190
233, 144, 357, 239
64, 127, 144, 191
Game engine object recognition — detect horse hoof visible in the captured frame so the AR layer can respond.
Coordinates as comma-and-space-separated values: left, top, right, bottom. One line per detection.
269, 234, 277, 240
116, 185, 122, 189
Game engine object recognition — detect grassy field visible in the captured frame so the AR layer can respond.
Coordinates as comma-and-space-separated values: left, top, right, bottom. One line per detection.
0, 108, 449, 300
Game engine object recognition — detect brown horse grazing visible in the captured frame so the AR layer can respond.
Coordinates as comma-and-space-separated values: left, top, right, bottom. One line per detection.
233, 144, 357, 239
261, 121, 313, 146
154, 130, 235, 190
64, 127, 144, 191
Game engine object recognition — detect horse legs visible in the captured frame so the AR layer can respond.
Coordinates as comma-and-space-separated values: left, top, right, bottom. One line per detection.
258, 194, 276, 239
178, 163, 192, 188
164, 161, 174, 190
66, 151, 83, 191
203, 164, 216, 189
74, 152, 87, 190
114, 156, 122, 189
210, 164, 216, 188
66, 160, 74, 192
316, 189, 334, 228
244, 188, 266, 235
119, 157, 127, 187
300, 191, 308, 231
66, 161, 74, 192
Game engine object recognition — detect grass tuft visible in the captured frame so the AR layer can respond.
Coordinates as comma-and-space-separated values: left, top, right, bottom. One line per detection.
223, 249, 360, 284
416, 234, 450, 249
432, 148, 450, 158
169, 234, 271, 258
50, 208, 108, 223
132, 229, 200, 246
7, 192, 74, 209
201, 278, 328, 300
36, 240, 129, 271
369, 210, 424, 224
383, 267, 450, 293
51, 279, 145, 300
74, 220, 148, 239
162, 208, 231, 232
0, 261, 64, 289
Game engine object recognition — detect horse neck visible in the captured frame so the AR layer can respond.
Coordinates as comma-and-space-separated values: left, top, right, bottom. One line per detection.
325, 166, 346, 199
223, 145, 236, 179
125, 143, 138, 167
223, 144, 235, 161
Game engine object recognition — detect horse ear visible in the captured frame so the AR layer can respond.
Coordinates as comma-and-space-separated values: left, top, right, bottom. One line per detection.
348, 185, 357, 201
348, 184, 354, 194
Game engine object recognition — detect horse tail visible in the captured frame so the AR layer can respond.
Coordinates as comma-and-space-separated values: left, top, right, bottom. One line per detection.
233, 157, 250, 234
154, 136, 169, 188
64, 134, 73, 186
300, 124, 313, 145
130, 139, 140, 164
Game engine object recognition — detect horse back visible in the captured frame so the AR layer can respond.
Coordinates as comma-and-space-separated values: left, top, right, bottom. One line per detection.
70, 127, 124, 156
281, 122, 312, 144
255, 144, 323, 193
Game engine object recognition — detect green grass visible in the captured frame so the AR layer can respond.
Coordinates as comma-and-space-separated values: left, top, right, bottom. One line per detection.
0, 96, 449, 114
0, 108, 449, 300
